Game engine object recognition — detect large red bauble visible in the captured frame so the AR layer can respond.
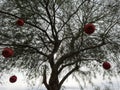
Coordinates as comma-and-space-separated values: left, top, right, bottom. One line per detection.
16, 19, 24, 26
102, 61, 111, 70
9, 75, 17, 83
84, 23, 95, 35
2, 48, 14, 58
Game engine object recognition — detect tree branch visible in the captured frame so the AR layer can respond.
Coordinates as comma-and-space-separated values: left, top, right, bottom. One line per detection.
0, 10, 53, 43
58, 61, 78, 74
44, 2, 56, 40
26, 0, 50, 24
59, 0, 87, 31
56, 41, 106, 68
38, 34, 52, 52
0, 43, 48, 57
59, 66, 79, 88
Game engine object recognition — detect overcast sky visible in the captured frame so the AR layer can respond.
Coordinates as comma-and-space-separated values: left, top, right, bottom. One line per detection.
0, 72, 120, 90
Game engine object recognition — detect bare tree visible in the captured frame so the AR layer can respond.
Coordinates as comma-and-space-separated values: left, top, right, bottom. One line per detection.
0, 0, 120, 90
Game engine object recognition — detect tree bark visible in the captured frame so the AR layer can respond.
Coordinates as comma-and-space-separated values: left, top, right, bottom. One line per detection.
48, 70, 60, 90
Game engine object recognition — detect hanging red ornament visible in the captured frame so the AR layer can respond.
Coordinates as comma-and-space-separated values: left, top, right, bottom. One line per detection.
16, 19, 24, 26
84, 23, 95, 35
102, 61, 111, 70
2, 48, 14, 58
9, 75, 17, 83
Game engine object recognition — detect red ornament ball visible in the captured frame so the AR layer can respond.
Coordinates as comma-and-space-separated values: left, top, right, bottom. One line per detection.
102, 61, 111, 70
9, 75, 17, 83
84, 23, 95, 35
2, 48, 14, 58
16, 19, 24, 26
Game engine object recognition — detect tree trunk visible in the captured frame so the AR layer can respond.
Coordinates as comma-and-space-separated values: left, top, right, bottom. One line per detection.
48, 71, 60, 90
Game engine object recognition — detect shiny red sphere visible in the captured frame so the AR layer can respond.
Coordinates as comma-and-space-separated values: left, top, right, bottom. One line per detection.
16, 19, 24, 26
102, 61, 111, 70
9, 75, 17, 83
2, 48, 14, 58
84, 23, 95, 35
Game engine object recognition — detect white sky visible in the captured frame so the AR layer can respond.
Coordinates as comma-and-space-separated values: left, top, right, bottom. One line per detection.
0, 70, 120, 90
0, 71, 28, 90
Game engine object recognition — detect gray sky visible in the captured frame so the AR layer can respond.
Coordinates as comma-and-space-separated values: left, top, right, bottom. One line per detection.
0, 73, 120, 90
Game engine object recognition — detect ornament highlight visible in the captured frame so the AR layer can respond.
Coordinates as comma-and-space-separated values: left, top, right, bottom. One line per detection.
84, 23, 95, 34
9, 75, 17, 83
16, 19, 24, 26
102, 61, 111, 70
2, 48, 14, 58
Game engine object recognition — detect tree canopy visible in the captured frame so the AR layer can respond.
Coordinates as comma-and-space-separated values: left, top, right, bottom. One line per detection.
0, 0, 120, 90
